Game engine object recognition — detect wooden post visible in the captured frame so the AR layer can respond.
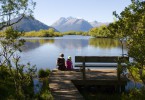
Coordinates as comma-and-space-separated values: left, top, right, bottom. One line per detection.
82, 56, 86, 80
121, 85, 125, 92
117, 57, 121, 81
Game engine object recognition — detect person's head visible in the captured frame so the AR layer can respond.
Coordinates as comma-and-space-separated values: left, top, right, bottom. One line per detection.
60, 53, 64, 57
68, 56, 71, 60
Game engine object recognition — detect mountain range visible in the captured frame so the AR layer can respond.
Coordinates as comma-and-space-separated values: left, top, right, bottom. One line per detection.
89, 21, 109, 27
11, 16, 57, 32
10, 16, 109, 32
51, 17, 109, 32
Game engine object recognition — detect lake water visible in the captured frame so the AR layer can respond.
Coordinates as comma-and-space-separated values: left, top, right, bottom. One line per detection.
20, 35, 127, 70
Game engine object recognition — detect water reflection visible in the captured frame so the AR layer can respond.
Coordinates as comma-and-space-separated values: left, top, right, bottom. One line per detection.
26, 39, 54, 44
22, 39, 54, 52
89, 38, 120, 49
54, 39, 88, 49
22, 37, 127, 52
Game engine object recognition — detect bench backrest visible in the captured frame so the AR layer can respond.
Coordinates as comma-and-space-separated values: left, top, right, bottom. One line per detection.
75, 56, 129, 63
75, 56, 129, 80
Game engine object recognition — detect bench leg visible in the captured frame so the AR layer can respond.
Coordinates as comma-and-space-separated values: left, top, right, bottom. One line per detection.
82, 66, 86, 80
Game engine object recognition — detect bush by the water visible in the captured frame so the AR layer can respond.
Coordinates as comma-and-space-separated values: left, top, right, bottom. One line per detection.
62, 31, 89, 36
24, 28, 63, 37
38, 69, 51, 78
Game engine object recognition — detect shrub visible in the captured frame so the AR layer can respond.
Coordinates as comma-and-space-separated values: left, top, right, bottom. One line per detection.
38, 69, 51, 78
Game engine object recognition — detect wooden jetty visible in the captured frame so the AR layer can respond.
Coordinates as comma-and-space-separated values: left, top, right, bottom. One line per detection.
49, 68, 128, 100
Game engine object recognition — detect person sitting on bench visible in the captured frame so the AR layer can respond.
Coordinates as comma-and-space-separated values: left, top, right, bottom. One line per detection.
66, 56, 73, 70
57, 53, 66, 70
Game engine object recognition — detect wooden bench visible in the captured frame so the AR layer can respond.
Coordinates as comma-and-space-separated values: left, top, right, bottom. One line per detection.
75, 56, 129, 80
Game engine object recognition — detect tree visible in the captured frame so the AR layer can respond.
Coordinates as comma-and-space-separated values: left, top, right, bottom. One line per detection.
108, 0, 145, 87
0, 27, 37, 99
89, 25, 110, 38
0, 0, 36, 30
107, 1, 145, 99
0, 0, 37, 99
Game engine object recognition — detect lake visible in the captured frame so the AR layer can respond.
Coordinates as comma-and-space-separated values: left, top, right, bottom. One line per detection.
20, 35, 127, 70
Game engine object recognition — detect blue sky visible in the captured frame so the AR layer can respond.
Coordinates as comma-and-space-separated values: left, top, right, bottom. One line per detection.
34, 0, 131, 25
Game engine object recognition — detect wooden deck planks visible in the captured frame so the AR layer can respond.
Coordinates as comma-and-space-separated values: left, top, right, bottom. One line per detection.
49, 69, 127, 100
49, 69, 84, 100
